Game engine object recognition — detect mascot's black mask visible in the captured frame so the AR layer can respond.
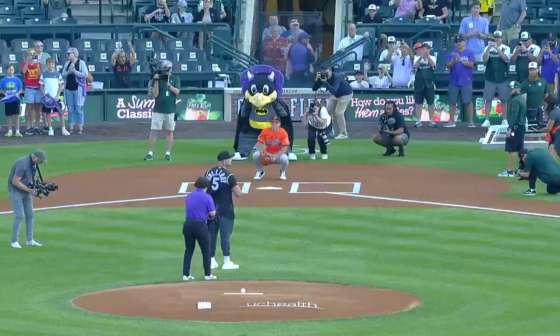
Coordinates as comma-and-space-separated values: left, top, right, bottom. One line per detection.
245, 72, 278, 109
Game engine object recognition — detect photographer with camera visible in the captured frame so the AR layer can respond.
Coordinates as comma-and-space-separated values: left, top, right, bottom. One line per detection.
373, 101, 410, 157
537, 35, 559, 95
144, 60, 181, 162
304, 101, 332, 160
312, 65, 353, 140
511, 32, 540, 83
8, 149, 48, 249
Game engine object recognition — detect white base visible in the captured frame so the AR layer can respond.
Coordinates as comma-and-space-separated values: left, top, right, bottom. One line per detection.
197, 301, 212, 309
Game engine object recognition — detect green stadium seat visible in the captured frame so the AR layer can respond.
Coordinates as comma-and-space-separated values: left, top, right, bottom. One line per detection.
20, 6, 44, 19
14, 0, 41, 9
0, 17, 23, 25
166, 38, 193, 51
50, 17, 77, 24
135, 38, 165, 51
11, 38, 35, 52
538, 7, 559, 20
25, 17, 49, 24
43, 38, 70, 53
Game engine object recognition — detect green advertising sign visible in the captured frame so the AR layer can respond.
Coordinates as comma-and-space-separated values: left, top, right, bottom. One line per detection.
105, 92, 224, 122
346, 92, 458, 123
0, 94, 104, 124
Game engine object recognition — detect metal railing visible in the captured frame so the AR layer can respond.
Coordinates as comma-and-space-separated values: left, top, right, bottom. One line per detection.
322, 36, 371, 66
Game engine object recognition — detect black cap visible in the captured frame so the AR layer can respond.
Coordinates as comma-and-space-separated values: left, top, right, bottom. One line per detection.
454, 34, 464, 42
519, 148, 529, 156
217, 151, 233, 161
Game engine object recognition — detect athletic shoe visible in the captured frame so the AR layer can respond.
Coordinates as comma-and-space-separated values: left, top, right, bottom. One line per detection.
498, 170, 514, 177
501, 120, 509, 127
398, 148, 405, 157
383, 147, 396, 156
11, 242, 22, 249
165, 154, 172, 161
43, 126, 49, 133
48, 128, 54, 136
144, 154, 154, 161
25, 128, 34, 135
5, 131, 13, 137
279, 171, 287, 180
322, 154, 328, 160
310, 154, 316, 160
443, 122, 456, 128
482, 120, 491, 127
61, 128, 70, 136
27, 240, 42, 247
254, 171, 265, 180
222, 261, 239, 270
414, 121, 422, 127
34, 127, 41, 135
205, 274, 217, 280
523, 189, 536, 196
429, 121, 438, 128
335, 134, 348, 139
468, 122, 477, 128
14, 132, 23, 138
78, 129, 83, 135
211, 258, 219, 269
183, 275, 195, 281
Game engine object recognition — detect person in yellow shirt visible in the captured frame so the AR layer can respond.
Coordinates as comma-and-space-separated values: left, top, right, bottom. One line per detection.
480, 0, 494, 19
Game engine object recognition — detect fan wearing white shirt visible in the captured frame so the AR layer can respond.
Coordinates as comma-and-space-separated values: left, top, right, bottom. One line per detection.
379, 36, 399, 62
172, 0, 195, 38
350, 70, 370, 89
365, 62, 392, 88
304, 102, 332, 160
336, 23, 370, 64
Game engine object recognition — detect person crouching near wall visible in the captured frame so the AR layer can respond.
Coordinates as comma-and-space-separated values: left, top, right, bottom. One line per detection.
304, 101, 332, 160
373, 101, 410, 157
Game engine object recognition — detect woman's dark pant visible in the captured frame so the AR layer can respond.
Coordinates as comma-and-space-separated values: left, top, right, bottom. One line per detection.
528, 170, 560, 194
182, 220, 211, 277
308, 124, 331, 154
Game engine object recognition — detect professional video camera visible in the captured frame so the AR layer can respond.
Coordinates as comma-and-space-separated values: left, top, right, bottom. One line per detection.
148, 56, 172, 81
29, 165, 59, 199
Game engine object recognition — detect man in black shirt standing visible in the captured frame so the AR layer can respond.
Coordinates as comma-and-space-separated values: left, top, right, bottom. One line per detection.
205, 151, 243, 270
373, 101, 410, 156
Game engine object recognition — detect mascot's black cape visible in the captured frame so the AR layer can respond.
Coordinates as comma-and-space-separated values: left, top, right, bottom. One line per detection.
232, 65, 297, 161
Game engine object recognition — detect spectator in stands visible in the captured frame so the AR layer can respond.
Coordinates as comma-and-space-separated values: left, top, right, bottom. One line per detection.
459, 2, 490, 62
39, 58, 66, 136
511, 32, 540, 83
379, 36, 398, 62
336, 24, 370, 64
262, 16, 287, 41
417, 0, 448, 22
350, 70, 370, 89
537, 35, 559, 94
263, 25, 290, 72
195, 0, 222, 50
22, 48, 44, 136
44, 0, 71, 20
482, 31, 511, 128
111, 40, 137, 89
144, 0, 172, 40
198, 0, 226, 20
361, 4, 383, 23
286, 32, 317, 87
480, 0, 494, 20
0, 65, 24, 138
281, 19, 308, 44
34, 41, 52, 70
172, 0, 195, 38
498, 0, 526, 45
521, 62, 548, 125
365, 63, 392, 88
388, 41, 414, 88
445, 35, 476, 128
62, 48, 89, 135
393, 0, 420, 20
412, 42, 438, 128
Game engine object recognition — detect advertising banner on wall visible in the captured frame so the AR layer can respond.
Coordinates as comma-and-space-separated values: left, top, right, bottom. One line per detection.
106, 92, 224, 122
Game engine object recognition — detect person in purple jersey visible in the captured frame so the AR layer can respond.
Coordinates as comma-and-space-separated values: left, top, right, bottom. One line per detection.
445, 34, 476, 128
537, 35, 560, 95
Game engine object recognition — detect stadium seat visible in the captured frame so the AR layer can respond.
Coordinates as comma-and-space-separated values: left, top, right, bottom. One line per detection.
342, 61, 363, 72
531, 18, 553, 24
48, 51, 63, 64
1, 52, 25, 64
436, 52, 447, 72
475, 62, 486, 73
43, 38, 70, 53
0, 17, 23, 24
179, 49, 204, 62
385, 17, 412, 24
0, 39, 7, 53
134, 50, 150, 63
90, 51, 111, 64
538, 7, 559, 20
153, 51, 172, 61
0, 6, 18, 18
14, 0, 41, 8
0, 0, 11, 5
201, 61, 226, 72
132, 62, 150, 73
87, 62, 109, 73
74, 39, 103, 54
25, 17, 49, 24
375, 6, 393, 19
105, 39, 131, 52
547, 0, 560, 7
172, 62, 190, 73
19, 6, 44, 19
166, 38, 192, 51
11, 39, 35, 52
527, 0, 545, 8
524, 7, 537, 20
135, 38, 164, 51
133, 0, 155, 21
416, 17, 444, 24
51, 17, 77, 24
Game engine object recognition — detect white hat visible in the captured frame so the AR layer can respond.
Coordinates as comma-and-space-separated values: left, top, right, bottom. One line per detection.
368, 4, 377, 10
529, 62, 538, 69
388, 36, 396, 43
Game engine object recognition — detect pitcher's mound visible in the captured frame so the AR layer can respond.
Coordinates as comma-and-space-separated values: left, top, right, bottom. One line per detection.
72, 281, 421, 322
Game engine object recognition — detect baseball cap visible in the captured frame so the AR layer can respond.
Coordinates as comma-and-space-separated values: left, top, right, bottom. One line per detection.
509, 81, 522, 89
356, 70, 364, 75
290, 19, 299, 25
422, 42, 431, 48
453, 34, 465, 42
177, 0, 187, 6
493, 31, 503, 38
33, 149, 48, 163
519, 148, 529, 156
529, 61, 538, 69
388, 36, 396, 43
298, 32, 310, 40
217, 151, 233, 161
368, 4, 377, 10
413, 42, 423, 49
520, 31, 531, 41
271, 116, 281, 123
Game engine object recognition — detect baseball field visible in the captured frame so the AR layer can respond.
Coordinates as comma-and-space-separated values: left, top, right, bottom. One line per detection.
1, 124, 559, 336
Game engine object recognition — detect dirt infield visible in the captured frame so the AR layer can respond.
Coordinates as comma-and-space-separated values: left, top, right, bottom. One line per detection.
72, 281, 422, 322
1, 163, 559, 215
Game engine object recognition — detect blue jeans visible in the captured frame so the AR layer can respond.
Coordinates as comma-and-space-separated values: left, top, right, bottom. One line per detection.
10, 191, 34, 243
65, 89, 84, 126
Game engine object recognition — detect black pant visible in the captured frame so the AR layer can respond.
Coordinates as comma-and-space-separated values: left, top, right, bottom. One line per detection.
182, 220, 211, 277
209, 216, 235, 257
527, 108, 543, 124
528, 170, 560, 194
307, 124, 330, 154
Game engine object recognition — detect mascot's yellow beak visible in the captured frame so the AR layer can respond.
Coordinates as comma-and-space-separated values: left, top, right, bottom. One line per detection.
246, 91, 277, 108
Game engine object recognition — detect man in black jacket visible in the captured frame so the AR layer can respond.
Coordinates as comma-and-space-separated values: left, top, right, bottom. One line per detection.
361, 4, 383, 23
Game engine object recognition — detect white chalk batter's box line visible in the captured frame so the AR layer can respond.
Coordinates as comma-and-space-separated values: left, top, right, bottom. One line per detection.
178, 182, 362, 194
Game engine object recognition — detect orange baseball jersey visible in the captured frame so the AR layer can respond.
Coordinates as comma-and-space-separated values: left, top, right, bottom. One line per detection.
257, 127, 290, 154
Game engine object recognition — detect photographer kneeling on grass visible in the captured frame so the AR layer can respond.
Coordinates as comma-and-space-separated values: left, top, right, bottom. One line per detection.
373, 101, 410, 157
144, 60, 181, 162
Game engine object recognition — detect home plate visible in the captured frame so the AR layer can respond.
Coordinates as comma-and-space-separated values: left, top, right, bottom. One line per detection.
257, 186, 283, 190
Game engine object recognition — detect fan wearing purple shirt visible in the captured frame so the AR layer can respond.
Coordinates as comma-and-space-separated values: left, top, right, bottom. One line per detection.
445, 35, 476, 128
537, 35, 560, 95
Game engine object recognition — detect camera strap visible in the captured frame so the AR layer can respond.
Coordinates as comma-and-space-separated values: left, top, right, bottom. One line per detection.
36, 164, 45, 184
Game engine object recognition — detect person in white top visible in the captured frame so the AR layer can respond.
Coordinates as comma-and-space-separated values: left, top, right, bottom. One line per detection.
379, 36, 399, 62
365, 63, 393, 88
387, 40, 414, 88
350, 70, 370, 89
304, 101, 332, 160
336, 23, 370, 64
172, 0, 195, 38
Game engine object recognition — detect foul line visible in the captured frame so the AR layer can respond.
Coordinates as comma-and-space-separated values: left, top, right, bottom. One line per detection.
326, 192, 560, 219
224, 293, 264, 296
0, 194, 188, 215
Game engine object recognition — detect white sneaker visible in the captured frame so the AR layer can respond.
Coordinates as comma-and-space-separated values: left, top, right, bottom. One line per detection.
48, 128, 54, 136
205, 274, 217, 280
183, 275, 194, 281
443, 122, 456, 128
322, 154, 328, 160
222, 261, 240, 270
27, 240, 42, 247
335, 134, 348, 139
310, 154, 316, 160
254, 171, 265, 180
62, 128, 70, 136
498, 170, 514, 177
482, 120, 491, 127
279, 171, 287, 180
211, 258, 219, 269
501, 120, 509, 127
11, 242, 22, 249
